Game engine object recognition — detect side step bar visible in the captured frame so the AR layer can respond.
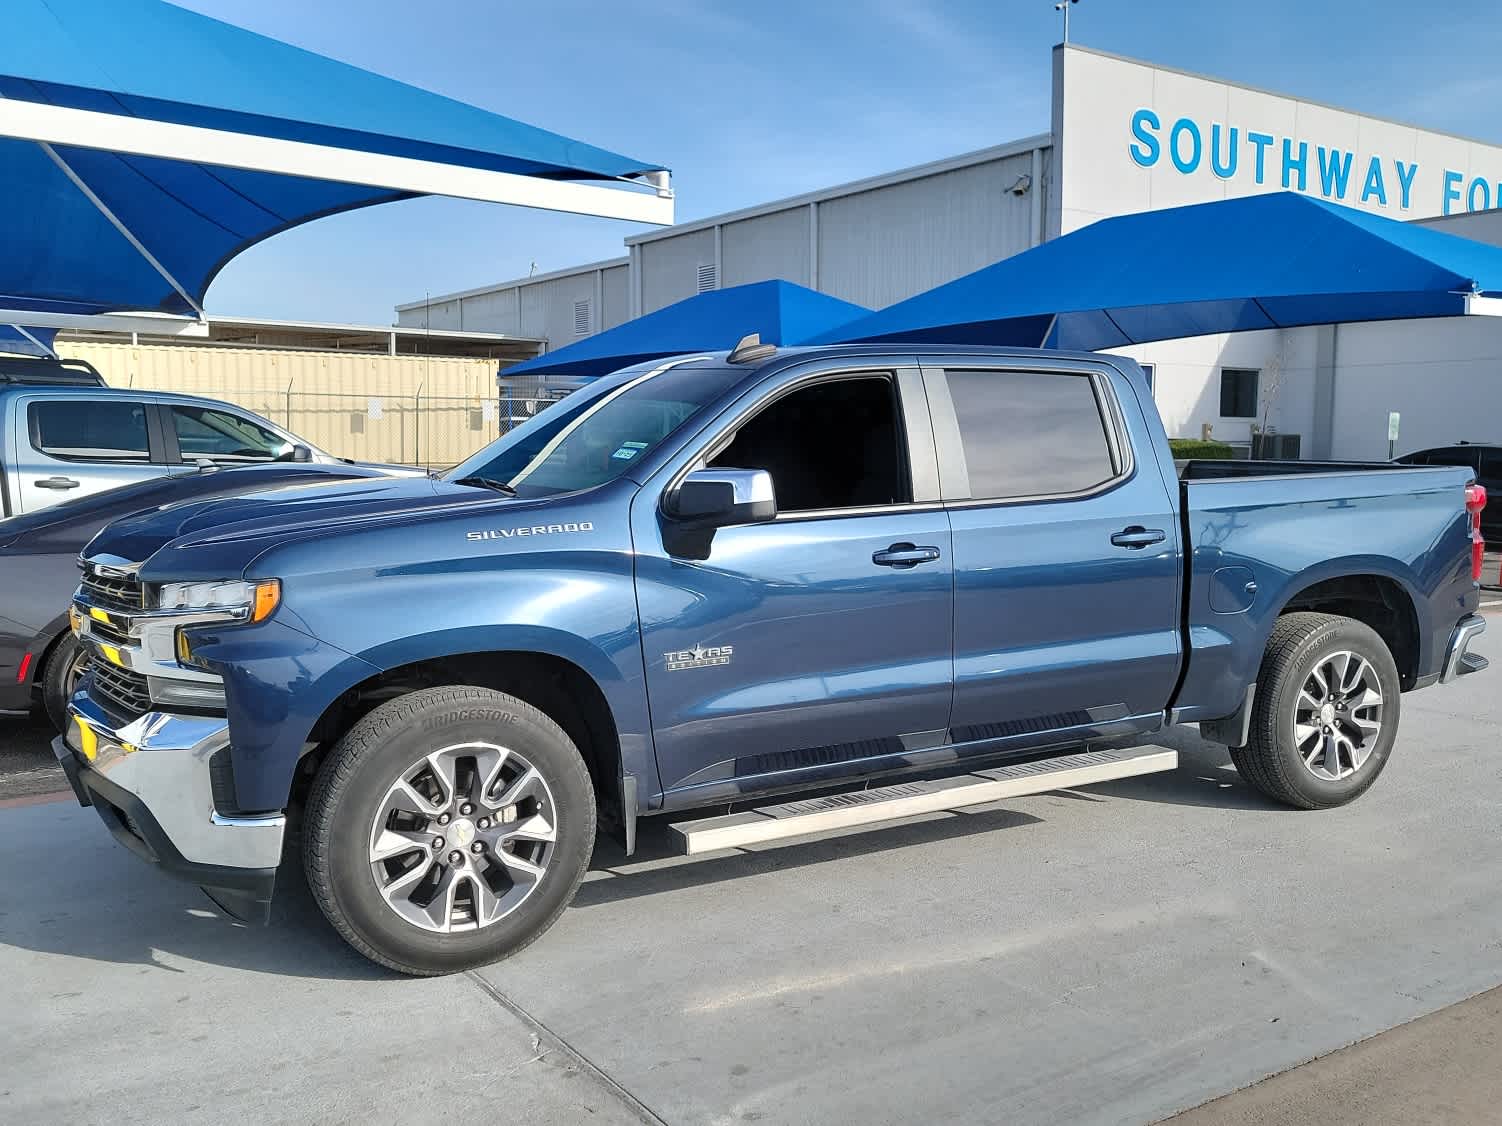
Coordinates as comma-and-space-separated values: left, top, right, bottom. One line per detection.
671, 746, 1178, 855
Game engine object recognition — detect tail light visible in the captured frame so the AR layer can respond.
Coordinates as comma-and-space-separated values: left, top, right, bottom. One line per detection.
1465, 482, 1487, 581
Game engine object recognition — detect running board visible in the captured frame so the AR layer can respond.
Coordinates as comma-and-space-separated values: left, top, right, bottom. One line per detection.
671, 746, 1177, 855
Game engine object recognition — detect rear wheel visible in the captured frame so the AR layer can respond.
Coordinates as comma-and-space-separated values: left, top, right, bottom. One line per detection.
1232, 612, 1400, 809
303, 685, 596, 975
41, 634, 89, 733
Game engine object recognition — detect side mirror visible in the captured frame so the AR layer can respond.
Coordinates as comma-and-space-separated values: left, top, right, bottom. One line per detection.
662, 468, 776, 559
289, 444, 313, 463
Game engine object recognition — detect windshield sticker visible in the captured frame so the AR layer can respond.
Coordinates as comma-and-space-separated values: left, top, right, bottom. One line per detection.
467, 521, 594, 541
611, 441, 649, 461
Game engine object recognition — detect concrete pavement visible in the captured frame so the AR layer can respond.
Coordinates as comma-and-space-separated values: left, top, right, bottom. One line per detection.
2, 660, 1500, 1124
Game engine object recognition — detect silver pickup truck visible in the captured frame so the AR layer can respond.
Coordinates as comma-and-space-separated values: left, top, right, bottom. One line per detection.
0, 355, 347, 517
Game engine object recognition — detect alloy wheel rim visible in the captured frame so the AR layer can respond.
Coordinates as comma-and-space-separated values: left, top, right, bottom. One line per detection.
367, 741, 557, 934
64, 648, 90, 696
1293, 650, 1384, 782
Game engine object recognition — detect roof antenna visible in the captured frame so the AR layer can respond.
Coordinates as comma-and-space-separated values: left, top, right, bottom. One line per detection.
728, 332, 777, 364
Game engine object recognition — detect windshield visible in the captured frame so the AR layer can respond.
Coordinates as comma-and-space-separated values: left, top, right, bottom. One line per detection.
446, 362, 745, 498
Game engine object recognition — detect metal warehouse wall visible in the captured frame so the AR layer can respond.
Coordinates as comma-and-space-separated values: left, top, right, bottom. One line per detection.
58, 341, 501, 470
398, 137, 1052, 345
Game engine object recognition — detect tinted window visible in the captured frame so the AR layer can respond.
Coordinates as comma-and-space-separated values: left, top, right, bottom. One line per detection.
1424, 447, 1479, 469
1476, 449, 1502, 479
171, 405, 291, 461
1219, 368, 1259, 418
710, 376, 908, 511
450, 364, 744, 498
29, 400, 150, 461
946, 369, 1116, 500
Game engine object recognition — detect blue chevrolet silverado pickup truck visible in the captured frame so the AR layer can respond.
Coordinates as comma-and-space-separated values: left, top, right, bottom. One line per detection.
54, 344, 1488, 975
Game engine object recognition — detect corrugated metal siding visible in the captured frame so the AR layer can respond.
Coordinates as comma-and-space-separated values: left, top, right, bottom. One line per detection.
720, 207, 812, 288
397, 297, 462, 330
527, 272, 599, 344
57, 341, 500, 470
601, 264, 630, 329
817, 152, 1038, 308
456, 286, 523, 335
640, 227, 716, 313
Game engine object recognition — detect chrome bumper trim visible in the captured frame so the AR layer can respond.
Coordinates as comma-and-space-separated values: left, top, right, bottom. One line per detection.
61, 691, 284, 871
1440, 614, 1488, 684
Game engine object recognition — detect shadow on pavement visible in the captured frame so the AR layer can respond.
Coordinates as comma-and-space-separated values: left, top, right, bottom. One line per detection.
0, 803, 396, 981
1089, 726, 1286, 812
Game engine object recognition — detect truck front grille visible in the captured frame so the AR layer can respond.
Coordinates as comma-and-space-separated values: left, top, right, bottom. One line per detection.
90, 662, 152, 720
81, 568, 145, 611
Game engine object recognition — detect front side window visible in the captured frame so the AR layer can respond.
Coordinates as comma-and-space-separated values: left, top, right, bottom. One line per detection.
449, 363, 745, 498
946, 369, 1117, 500
1219, 368, 1259, 418
171, 405, 292, 462
709, 375, 910, 512
29, 400, 150, 461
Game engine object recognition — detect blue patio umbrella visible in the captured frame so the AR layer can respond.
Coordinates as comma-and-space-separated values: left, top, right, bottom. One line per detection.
503, 280, 871, 378
0, 0, 671, 325
820, 193, 1502, 350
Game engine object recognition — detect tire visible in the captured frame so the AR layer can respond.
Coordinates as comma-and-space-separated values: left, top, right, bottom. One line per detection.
41, 634, 89, 734
303, 685, 596, 976
1232, 612, 1401, 810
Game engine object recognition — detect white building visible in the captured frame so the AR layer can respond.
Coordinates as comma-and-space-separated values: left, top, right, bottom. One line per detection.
398, 45, 1502, 460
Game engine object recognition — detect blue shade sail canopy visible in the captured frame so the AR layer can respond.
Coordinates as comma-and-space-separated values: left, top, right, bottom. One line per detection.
820, 193, 1502, 351
504, 280, 871, 378
0, 0, 671, 321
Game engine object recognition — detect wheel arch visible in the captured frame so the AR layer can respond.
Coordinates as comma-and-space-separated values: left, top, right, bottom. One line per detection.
1273, 566, 1424, 689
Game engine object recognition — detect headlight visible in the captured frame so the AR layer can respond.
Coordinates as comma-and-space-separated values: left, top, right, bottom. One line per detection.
154, 578, 281, 623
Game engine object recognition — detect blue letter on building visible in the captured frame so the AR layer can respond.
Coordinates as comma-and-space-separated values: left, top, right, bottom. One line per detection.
1317, 147, 1353, 200
1129, 109, 1160, 168
1282, 139, 1309, 191
1443, 169, 1464, 215
1468, 177, 1491, 212
1248, 132, 1274, 185
1360, 156, 1388, 206
1170, 118, 1202, 174
1210, 123, 1238, 179
1395, 161, 1418, 210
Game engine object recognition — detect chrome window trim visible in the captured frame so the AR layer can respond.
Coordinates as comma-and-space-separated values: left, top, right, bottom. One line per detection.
924, 362, 1135, 507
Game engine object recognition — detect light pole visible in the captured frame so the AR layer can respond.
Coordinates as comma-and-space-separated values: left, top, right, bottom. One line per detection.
1055, 0, 1079, 43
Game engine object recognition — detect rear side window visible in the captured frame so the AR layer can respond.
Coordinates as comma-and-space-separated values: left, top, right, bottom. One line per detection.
28, 400, 150, 461
946, 369, 1117, 500
1477, 449, 1502, 478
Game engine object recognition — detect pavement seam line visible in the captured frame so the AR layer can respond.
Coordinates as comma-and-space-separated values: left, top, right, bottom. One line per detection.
465, 970, 670, 1126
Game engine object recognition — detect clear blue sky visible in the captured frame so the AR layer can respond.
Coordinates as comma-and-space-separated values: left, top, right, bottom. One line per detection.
183, 0, 1502, 325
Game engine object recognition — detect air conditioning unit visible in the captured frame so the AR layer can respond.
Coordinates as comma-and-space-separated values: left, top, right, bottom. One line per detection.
1252, 433, 1302, 460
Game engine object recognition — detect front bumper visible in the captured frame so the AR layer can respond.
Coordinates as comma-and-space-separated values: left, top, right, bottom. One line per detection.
1440, 613, 1488, 684
53, 691, 284, 923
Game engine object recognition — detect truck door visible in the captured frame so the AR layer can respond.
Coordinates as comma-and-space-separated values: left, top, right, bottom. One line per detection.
12, 394, 168, 512
632, 366, 954, 803
924, 360, 1182, 747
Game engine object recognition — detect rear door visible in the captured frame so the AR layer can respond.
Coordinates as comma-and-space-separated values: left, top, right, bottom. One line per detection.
12, 393, 168, 512
925, 358, 1182, 748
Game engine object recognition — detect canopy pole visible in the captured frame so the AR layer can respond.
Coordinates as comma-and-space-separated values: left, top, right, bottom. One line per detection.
10, 324, 57, 357
39, 142, 207, 321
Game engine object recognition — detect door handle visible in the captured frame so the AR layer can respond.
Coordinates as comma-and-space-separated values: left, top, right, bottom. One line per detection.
873, 543, 942, 568
34, 476, 80, 490
1111, 526, 1166, 549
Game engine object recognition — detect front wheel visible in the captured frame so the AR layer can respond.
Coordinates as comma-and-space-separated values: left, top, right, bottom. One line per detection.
303, 685, 596, 975
1232, 612, 1401, 810
42, 634, 89, 733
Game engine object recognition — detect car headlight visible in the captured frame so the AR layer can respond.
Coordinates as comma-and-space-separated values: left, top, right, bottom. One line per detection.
154, 578, 281, 623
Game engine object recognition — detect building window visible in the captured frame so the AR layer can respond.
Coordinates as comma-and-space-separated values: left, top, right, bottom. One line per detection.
1219, 367, 1259, 418
573, 300, 591, 335
696, 262, 717, 293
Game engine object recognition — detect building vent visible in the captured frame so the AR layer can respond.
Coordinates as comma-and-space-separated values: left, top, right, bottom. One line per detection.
573, 300, 591, 335
696, 262, 717, 293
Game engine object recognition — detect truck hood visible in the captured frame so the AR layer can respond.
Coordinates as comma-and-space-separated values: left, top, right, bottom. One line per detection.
85, 474, 529, 580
